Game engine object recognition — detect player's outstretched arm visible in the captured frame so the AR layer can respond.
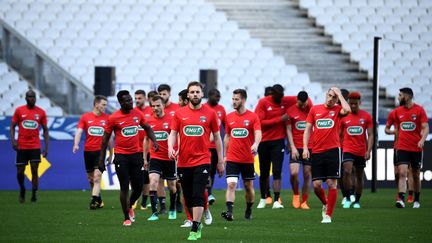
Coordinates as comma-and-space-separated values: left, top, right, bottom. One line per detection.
302, 123, 312, 159
252, 130, 262, 154
167, 130, 178, 160
223, 134, 229, 162
286, 124, 298, 160
73, 128, 83, 153
10, 121, 18, 150
142, 123, 159, 151
42, 124, 49, 157
98, 132, 111, 172
418, 122, 429, 149
365, 127, 374, 160
214, 131, 225, 177
143, 136, 150, 170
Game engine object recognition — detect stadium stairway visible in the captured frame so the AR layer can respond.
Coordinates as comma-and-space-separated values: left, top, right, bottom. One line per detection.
207, 0, 389, 113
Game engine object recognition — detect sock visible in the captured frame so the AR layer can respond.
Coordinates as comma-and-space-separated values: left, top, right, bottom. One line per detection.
408, 190, 414, 196
266, 186, 271, 198
326, 188, 338, 217
226, 201, 234, 213
301, 193, 309, 203
414, 192, 420, 202
355, 193, 361, 203
274, 192, 280, 202
191, 221, 200, 233
141, 195, 148, 206
259, 177, 267, 199
159, 197, 166, 210
344, 189, 351, 200
184, 196, 192, 221
349, 188, 354, 196
176, 191, 181, 202
246, 202, 253, 211
398, 192, 405, 202
204, 190, 208, 210
207, 186, 212, 196
92, 195, 98, 202
32, 188, 37, 198
169, 192, 176, 211
315, 188, 327, 205
97, 195, 102, 203
149, 191, 158, 213
17, 173, 25, 191
293, 187, 299, 195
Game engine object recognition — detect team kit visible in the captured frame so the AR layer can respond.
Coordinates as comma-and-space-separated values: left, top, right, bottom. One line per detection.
11, 84, 429, 240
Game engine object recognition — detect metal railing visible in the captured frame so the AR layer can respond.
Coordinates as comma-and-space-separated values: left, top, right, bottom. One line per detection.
0, 18, 95, 115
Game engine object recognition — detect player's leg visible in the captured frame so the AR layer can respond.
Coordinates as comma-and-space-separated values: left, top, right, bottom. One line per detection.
176, 181, 183, 213
257, 142, 271, 208
189, 165, 209, 239
393, 149, 400, 200
342, 157, 354, 208
301, 164, 312, 209
352, 156, 366, 208
16, 164, 26, 203
207, 148, 218, 204
411, 152, 423, 208
29, 149, 41, 202
407, 164, 414, 203
322, 148, 340, 222
323, 178, 338, 223
222, 162, 239, 221
312, 153, 327, 206
163, 160, 177, 219
87, 151, 103, 209
113, 154, 132, 224
395, 150, 409, 207
243, 163, 255, 219
157, 178, 167, 214
148, 172, 161, 219
139, 171, 150, 210
270, 139, 285, 209
289, 162, 301, 208
178, 168, 194, 223
128, 154, 145, 222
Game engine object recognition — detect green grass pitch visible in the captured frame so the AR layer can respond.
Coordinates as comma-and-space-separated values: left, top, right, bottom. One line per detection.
0, 189, 431, 242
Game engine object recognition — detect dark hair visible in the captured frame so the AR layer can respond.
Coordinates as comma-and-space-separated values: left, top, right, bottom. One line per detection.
233, 89, 247, 100
264, 86, 272, 96
178, 89, 188, 101
208, 88, 220, 97
93, 95, 107, 106
272, 84, 284, 94
151, 95, 164, 103
187, 81, 204, 92
116, 90, 129, 102
147, 90, 158, 99
399, 87, 414, 98
297, 91, 308, 103
134, 89, 146, 96
341, 89, 350, 101
25, 89, 36, 97
157, 84, 171, 93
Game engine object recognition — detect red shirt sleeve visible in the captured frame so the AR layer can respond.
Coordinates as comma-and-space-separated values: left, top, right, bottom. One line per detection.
12, 108, 19, 123
254, 100, 281, 127
386, 111, 394, 127
210, 111, 219, 133
40, 110, 47, 126
138, 112, 147, 128
253, 115, 261, 131
419, 106, 428, 123
105, 114, 115, 134
170, 112, 180, 132
306, 106, 315, 124
366, 113, 373, 129
77, 115, 86, 129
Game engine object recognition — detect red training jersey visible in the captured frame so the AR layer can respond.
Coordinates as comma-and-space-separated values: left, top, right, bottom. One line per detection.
134, 106, 152, 152
395, 104, 428, 152
286, 104, 313, 149
105, 109, 147, 154
386, 109, 397, 149
171, 105, 219, 168
225, 110, 261, 163
204, 103, 226, 149
146, 113, 176, 161
306, 104, 343, 154
77, 112, 109, 151
12, 105, 47, 150
165, 102, 180, 117
340, 109, 373, 156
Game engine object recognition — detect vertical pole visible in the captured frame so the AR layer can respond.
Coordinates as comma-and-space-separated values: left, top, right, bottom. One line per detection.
371, 37, 381, 193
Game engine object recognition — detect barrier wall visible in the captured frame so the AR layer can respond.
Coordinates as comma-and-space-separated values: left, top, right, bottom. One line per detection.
0, 116, 431, 190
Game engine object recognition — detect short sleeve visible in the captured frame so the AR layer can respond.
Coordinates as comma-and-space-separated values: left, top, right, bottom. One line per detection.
105, 115, 115, 134
12, 108, 19, 123
253, 114, 261, 131
210, 111, 219, 133
419, 106, 428, 123
170, 112, 180, 132
40, 110, 48, 126
306, 106, 315, 124
77, 115, 86, 129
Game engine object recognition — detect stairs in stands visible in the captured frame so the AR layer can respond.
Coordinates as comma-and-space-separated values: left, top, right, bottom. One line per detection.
207, 0, 386, 114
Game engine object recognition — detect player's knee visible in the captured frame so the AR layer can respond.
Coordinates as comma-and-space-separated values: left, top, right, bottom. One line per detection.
290, 171, 298, 178
273, 171, 282, 180
313, 182, 322, 191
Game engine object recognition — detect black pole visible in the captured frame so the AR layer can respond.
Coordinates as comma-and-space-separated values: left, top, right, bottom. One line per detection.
371, 37, 381, 193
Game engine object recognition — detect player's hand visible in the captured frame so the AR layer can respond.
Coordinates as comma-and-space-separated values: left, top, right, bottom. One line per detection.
42, 149, 48, 158
417, 140, 425, 149
209, 133, 215, 143
281, 114, 289, 122
365, 151, 371, 160
250, 143, 258, 155
331, 87, 342, 96
72, 144, 79, 153
12, 140, 18, 151
144, 160, 149, 170
217, 161, 225, 178
168, 147, 177, 160
98, 160, 106, 173
302, 148, 310, 160
291, 147, 299, 160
